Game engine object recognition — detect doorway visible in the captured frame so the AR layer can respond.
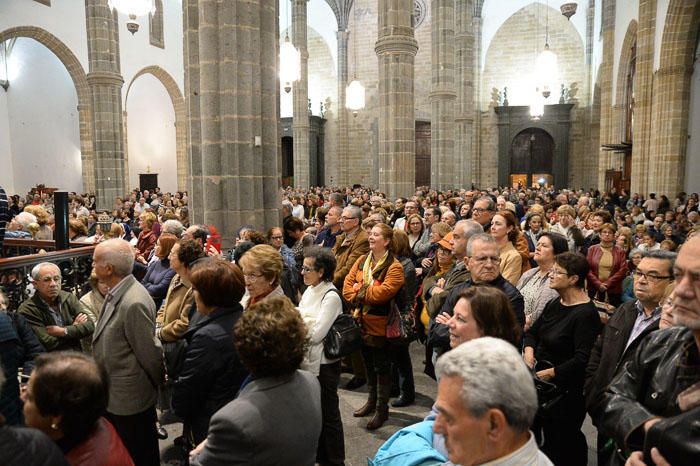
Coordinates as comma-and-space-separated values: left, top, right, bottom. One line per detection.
509, 128, 554, 188
415, 121, 431, 187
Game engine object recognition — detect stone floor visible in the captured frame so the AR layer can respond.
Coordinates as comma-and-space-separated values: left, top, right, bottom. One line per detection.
159, 341, 598, 465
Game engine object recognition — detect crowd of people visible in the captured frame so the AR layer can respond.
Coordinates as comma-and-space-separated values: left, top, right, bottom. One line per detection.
0, 181, 699, 466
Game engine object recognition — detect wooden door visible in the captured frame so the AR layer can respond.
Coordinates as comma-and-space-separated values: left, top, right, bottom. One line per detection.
510, 128, 554, 186
415, 121, 431, 188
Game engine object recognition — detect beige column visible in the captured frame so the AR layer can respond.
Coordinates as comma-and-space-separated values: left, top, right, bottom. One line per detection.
336, 29, 350, 186
597, 0, 616, 189
375, 0, 418, 199
292, 0, 310, 188
455, 0, 476, 188
184, 0, 280, 245
430, 0, 456, 190
85, 0, 126, 210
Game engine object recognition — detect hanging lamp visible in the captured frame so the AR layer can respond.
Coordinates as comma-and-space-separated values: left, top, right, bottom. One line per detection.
108, 0, 156, 34
345, 16, 365, 117
279, 4, 300, 93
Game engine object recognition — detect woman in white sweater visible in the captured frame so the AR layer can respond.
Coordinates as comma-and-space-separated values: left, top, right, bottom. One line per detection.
298, 245, 345, 466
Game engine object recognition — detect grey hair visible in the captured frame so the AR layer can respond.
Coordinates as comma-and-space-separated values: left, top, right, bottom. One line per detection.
629, 247, 643, 260
343, 205, 361, 220
455, 219, 483, 242
161, 219, 185, 238
475, 196, 495, 211
14, 212, 37, 229
99, 239, 135, 278
328, 205, 343, 217
303, 245, 337, 281
31, 262, 60, 281
642, 249, 677, 274
466, 232, 496, 257
281, 200, 293, 213
436, 337, 537, 432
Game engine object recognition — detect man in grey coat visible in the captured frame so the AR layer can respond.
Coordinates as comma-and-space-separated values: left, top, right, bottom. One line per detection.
190, 296, 321, 466
92, 239, 164, 466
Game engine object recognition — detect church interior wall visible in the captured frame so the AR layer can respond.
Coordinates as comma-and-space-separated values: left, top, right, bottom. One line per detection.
0, 86, 15, 195
126, 73, 178, 193
654, 0, 670, 70
612, 0, 638, 106
684, 31, 700, 195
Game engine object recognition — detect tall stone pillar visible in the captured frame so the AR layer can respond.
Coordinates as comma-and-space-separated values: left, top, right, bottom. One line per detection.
631, 0, 656, 196
375, 0, 418, 199
292, 0, 310, 188
184, 0, 280, 245
430, 0, 456, 190
85, 0, 126, 210
455, 0, 476, 188
336, 29, 350, 186
597, 0, 616, 189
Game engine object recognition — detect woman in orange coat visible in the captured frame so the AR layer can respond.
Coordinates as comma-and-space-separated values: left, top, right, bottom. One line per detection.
343, 223, 405, 431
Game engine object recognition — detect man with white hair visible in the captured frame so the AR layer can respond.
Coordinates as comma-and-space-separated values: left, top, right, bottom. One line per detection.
92, 239, 164, 466
19, 262, 95, 352
433, 337, 553, 466
4, 211, 36, 238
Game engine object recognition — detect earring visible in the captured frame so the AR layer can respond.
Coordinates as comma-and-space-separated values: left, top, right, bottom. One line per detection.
270, 282, 274, 286
51, 422, 59, 430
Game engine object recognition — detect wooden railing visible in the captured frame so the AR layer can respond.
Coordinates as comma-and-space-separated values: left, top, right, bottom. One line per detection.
0, 239, 95, 311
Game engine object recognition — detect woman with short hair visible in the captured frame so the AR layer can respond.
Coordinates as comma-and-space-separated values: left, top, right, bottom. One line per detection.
238, 244, 285, 309
141, 233, 178, 309
135, 212, 158, 265
586, 223, 628, 307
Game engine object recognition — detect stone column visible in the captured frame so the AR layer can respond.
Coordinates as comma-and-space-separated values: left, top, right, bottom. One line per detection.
184, 0, 280, 245
375, 0, 418, 199
597, 0, 616, 189
85, 0, 126, 210
336, 29, 350, 186
430, 0, 456, 190
455, 0, 476, 188
631, 0, 656, 196
292, 0, 310, 188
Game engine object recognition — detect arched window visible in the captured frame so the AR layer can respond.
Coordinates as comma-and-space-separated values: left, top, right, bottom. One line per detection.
149, 0, 164, 49
624, 42, 636, 143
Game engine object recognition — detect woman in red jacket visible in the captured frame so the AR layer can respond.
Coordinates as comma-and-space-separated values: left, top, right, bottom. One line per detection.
343, 223, 405, 431
586, 223, 628, 307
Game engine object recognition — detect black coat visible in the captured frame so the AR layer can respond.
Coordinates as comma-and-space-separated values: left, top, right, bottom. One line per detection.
584, 300, 659, 428
172, 304, 248, 444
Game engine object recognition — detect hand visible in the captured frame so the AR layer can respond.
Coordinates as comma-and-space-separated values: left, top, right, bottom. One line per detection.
189, 439, 208, 460
599, 284, 608, 292
46, 326, 66, 337
436, 278, 446, 289
536, 368, 555, 380
421, 258, 433, 268
206, 245, 222, 257
352, 282, 361, 292
431, 286, 444, 295
524, 315, 532, 332
73, 313, 88, 325
643, 417, 662, 433
523, 351, 535, 369
435, 312, 451, 325
625, 449, 670, 466
415, 267, 423, 277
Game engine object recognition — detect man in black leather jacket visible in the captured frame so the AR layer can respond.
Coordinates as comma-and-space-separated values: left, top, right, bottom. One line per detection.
429, 234, 524, 356
601, 236, 700, 466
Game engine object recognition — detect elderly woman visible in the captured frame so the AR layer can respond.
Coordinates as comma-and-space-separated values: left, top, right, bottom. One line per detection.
135, 212, 158, 265
298, 246, 345, 466
416, 221, 452, 277
491, 210, 525, 285
77, 273, 108, 354
516, 232, 570, 330
68, 219, 89, 243
172, 258, 248, 446
523, 252, 601, 466
20, 352, 133, 465
621, 248, 643, 303
238, 244, 285, 309
23, 205, 53, 240
141, 233, 178, 309
587, 223, 628, 307
523, 211, 546, 267
343, 223, 405, 430
188, 297, 321, 466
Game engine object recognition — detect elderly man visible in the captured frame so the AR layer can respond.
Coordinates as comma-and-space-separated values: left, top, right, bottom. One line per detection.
92, 239, 164, 466
4, 212, 36, 238
433, 337, 552, 466
429, 234, 525, 356
315, 205, 343, 248
333, 205, 369, 390
600, 236, 700, 466
19, 262, 95, 352
585, 249, 676, 465
441, 210, 456, 227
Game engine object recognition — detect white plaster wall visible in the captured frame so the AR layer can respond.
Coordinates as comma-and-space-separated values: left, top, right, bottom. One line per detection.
0, 88, 14, 195
593, 0, 603, 90
654, 0, 670, 70
612, 0, 639, 106
126, 74, 177, 193
5, 38, 82, 195
119, 0, 184, 103
0, 0, 89, 71
481, 0, 587, 72
685, 36, 700, 195
280, 0, 339, 69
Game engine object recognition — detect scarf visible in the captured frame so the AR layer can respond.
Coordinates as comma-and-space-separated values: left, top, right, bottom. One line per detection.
360, 251, 390, 316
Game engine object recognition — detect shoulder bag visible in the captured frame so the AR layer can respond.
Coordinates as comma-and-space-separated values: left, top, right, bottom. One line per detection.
322, 289, 362, 359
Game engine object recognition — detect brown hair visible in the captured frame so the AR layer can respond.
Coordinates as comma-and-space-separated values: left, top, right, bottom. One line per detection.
392, 229, 412, 258
456, 286, 521, 347
237, 244, 283, 286
190, 258, 245, 307
69, 218, 88, 237
372, 223, 396, 254
406, 213, 424, 236
495, 210, 520, 244
156, 233, 178, 259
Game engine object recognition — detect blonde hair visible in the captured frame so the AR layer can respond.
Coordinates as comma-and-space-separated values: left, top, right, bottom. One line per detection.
238, 244, 283, 286
140, 212, 157, 230
24, 205, 50, 225
431, 222, 453, 239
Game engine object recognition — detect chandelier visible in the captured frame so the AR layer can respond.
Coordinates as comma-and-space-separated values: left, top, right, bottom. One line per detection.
279, 4, 300, 93
108, 0, 156, 34
530, 1, 559, 118
345, 11, 365, 117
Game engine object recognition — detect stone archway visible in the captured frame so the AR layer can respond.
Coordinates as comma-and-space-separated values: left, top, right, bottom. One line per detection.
0, 26, 95, 192
649, 0, 700, 194
125, 66, 187, 192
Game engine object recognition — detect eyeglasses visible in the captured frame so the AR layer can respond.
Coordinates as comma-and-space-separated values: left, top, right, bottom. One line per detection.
339, 216, 358, 221
437, 248, 452, 254
548, 269, 569, 277
472, 208, 492, 214
633, 270, 671, 282
270, 235, 283, 240
301, 265, 317, 273
469, 255, 500, 264
243, 272, 264, 282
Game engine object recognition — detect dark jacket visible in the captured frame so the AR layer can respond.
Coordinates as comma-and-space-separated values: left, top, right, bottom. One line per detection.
397, 256, 418, 315
584, 300, 659, 428
172, 304, 248, 444
601, 327, 700, 459
0, 424, 69, 466
586, 244, 628, 295
424, 261, 470, 319
314, 226, 342, 249
18, 290, 95, 352
141, 258, 176, 309
428, 275, 525, 353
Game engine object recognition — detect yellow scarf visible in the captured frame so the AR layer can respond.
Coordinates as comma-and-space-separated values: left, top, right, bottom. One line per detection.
360, 251, 389, 315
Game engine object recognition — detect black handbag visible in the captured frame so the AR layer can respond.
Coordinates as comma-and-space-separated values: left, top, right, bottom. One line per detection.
643, 405, 700, 466
323, 313, 362, 359
532, 360, 566, 419
163, 339, 187, 379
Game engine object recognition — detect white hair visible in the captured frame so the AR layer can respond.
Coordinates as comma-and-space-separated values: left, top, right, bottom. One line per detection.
14, 212, 37, 229
98, 239, 135, 278
31, 262, 60, 281
466, 232, 497, 257
436, 337, 538, 432
161, 219, 185, 238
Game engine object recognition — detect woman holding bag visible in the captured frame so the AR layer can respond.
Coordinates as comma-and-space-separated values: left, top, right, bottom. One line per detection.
343, 223, 405, 430
298, 246, 345, 466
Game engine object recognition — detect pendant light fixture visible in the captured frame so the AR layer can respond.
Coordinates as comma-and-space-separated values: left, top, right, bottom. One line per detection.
108, 0, 156, 34
280, 3, 300, 93
345, 12, 365, 117
535, 0, 559, 99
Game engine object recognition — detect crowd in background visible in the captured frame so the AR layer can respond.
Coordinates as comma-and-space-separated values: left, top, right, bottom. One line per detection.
0, 181, 699, 466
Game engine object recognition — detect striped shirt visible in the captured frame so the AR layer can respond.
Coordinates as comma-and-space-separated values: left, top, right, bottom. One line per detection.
0, 186, 10, 256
